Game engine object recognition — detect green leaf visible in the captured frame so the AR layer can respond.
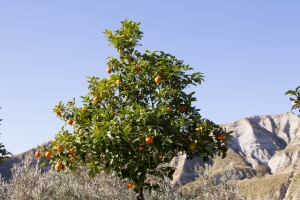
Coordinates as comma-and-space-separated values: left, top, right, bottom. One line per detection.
285, 90, 296, 95
89, 170, 95, 178
39, 161, 47, 168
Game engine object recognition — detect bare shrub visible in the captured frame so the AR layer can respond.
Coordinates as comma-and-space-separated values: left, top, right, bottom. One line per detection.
0, 159, 246, 199
0, 159, 183, 200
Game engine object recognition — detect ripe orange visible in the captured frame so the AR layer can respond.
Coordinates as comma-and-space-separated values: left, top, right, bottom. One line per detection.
138, 146, 144, 151
154, 76, 161, 84
55, 161, 63, 170
106, 68, 112, 73
45, 152, 52, 159
189, 143, 196, 150
122, 35, 127, 39
128, 182, 134, 188
93, 97, 100, 103
57, 146, 64, 153
69, 149, 75, 155
218, 134, 225, 140
116, 79, 122, 85
179, 106, 185, 113
35, 151, 41, 158
195, 127, 201, 133
135, 66, 141, 73
82, 108, 86, 113
146, 136, 153, 144
67, 119, 73, 125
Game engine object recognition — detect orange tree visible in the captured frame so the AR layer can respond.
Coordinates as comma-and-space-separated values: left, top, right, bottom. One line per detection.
38, 19, 232, 200
0, 107, 12, 164
286, 86, 300, 113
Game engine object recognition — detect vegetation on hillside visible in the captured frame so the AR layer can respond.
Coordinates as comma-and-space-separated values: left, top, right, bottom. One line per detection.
0, 159, 245, 200
0, 107, 12, 165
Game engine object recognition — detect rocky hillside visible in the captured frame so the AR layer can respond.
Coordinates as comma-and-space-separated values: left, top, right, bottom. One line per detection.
171, 112, 300, 199
1, 112, 300, 198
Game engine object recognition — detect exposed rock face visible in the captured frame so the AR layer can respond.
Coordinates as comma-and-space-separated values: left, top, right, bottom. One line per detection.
170, 112, 300, 185
0, 141, 51, 181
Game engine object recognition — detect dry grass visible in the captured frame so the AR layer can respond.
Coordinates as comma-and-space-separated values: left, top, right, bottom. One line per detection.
211, 150, 256, 179
238, 173, 290, 199
180, 162, 245, 200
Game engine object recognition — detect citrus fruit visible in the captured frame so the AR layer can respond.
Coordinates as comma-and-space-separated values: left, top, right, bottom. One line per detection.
138, 146, 144, 151
189, 143, 196, 150
128, 182, 134, 188
116, 79, 122, 85
35, 151, 41, 158
195, 127, 201, 133
179, 106, 185, 113
154, 76, 161, 84
106, 68, 112, 73
69, 149, 75, 155
57, 146, 64, 153
218, 134, 225, 140
93, 97, 100, 103
67, 119, 73, 125
146, 136, 153, 144
135, 66, 141, 73
55, 161, 63, 170
45, 152, 52, 159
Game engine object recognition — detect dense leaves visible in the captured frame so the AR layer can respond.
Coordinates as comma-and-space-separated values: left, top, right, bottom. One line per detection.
285, 86, 300, 111
38, 19, 233, 193
0, 107, 12, 164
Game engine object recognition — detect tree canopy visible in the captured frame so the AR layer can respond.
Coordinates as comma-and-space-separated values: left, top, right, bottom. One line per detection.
38, 19, 232, 199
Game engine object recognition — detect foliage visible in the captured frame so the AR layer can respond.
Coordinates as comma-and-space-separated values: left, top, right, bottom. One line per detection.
285, 86, 300, 111
180, 162, 244, 200
38, 19, 233, 197
0, 107, 12, 164
0, 159, 183, 200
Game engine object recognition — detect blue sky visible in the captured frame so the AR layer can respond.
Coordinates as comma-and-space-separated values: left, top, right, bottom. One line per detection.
1, 1, 300, 155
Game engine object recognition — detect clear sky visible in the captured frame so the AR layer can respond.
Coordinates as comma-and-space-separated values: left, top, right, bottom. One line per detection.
1, 1, 300, 155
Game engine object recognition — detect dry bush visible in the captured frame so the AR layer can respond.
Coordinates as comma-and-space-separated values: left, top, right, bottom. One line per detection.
0, 159, 248, 200
0, 159, 183, 200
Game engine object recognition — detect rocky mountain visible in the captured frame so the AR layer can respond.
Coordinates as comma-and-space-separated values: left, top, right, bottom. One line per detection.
171, 112, 300, 199
0, 141, 51, 181
1, 112, 300, 198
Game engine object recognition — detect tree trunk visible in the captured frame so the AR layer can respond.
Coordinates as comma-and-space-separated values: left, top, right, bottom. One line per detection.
136, 187, 144, 200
